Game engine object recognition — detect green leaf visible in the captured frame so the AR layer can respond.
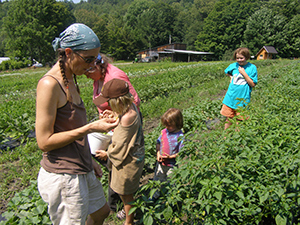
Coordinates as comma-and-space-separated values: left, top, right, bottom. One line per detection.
214, 191, 222, 201
275, 214, 287, 225
19, 203, 33, 210
275, 188, 285, 197
29, 216, 40, 223
163, 205, 173, 220
129, 207, 137, 215
200, 179, 210, 186
222, 178, 232, 184
149, 189, 158, 198
143, 214, 154, 225
236, 191, 245, 200
259, 192, 269, 204
234, 173, 243, 181
2, 211, 15, 220
42, 215, 51, 224
206, 205, 211, 214
35, 204, 45, 214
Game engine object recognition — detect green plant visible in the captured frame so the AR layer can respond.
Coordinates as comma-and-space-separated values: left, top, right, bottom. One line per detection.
1, 59, 299, 224
131, 59, 300, 224
0, 180, 51, 225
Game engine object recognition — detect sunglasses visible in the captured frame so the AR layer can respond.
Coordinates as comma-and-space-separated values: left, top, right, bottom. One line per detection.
74, 51, 97, 64
84, 66, 97, 74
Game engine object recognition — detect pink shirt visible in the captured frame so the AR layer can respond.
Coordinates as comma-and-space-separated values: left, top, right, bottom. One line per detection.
93, 63, 141, 114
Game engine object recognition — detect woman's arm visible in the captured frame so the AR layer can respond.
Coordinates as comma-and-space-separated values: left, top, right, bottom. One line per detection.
35, 77, 119, 152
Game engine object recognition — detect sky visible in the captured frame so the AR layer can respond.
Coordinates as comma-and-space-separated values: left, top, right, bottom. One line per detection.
57, 0, 87, 3
72, 0, 87, 3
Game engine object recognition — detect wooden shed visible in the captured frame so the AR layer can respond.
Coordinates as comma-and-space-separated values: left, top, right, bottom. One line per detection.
256, 46, 278, 60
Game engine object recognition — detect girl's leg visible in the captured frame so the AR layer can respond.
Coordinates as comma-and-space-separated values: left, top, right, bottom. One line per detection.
86, 203, 110, 225
119, 194, 135, 225
224, 117, 232, 130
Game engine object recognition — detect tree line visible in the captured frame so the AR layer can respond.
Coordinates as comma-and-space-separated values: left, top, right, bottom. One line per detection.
0, 0, 299, 65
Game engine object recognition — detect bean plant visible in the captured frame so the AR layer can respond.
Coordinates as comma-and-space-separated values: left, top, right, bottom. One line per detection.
1, 59, 299, 225
132, 60, 300, 224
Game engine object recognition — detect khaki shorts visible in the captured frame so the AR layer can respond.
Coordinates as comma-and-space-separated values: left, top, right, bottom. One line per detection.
38, 167, 106, 225
220, 104, 248, 120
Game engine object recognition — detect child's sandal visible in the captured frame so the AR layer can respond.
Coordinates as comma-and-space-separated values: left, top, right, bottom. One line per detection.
117, 209, 126, 220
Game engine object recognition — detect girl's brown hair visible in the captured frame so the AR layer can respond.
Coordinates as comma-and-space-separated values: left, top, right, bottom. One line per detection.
161, 108, 183, 130
57, 48, 80, 103
108, 93, 134, 115
233, 47, 251, 60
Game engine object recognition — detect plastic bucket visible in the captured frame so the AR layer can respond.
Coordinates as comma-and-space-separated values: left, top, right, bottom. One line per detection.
87, 131, 113, 155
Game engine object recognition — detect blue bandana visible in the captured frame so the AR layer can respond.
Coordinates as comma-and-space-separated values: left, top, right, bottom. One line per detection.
52, 23, 101, 51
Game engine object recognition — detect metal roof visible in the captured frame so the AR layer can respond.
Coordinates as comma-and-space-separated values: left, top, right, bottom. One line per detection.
0, 57, 10, 64
163, 49, 214, 55
264, 46, 278, 54
256, 46, 278, 56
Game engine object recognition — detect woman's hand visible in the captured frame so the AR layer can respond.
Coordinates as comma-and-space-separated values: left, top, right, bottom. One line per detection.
102, 110, 118, 119
90, 117, 119, 133
92, 159, 103, 178
95, 150, 108, 161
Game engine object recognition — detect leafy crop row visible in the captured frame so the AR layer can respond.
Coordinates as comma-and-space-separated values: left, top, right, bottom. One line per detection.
0, 59, 296, 225
132, 60, 300, 224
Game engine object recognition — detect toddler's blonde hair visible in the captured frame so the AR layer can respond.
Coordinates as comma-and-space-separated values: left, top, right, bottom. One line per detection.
108, 93, 134, 115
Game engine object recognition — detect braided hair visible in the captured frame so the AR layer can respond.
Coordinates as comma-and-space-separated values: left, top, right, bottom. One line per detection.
57, 49, 80, 103
95, 54, 112, 77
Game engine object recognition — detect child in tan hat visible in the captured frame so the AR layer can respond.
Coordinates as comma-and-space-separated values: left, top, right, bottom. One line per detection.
94, 79, 145, 225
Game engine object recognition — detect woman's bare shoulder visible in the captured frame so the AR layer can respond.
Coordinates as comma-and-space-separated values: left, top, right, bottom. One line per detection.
36, 74, 65, 105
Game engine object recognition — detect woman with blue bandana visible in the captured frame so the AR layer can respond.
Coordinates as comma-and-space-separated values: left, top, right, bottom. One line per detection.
35, 23, 119, 225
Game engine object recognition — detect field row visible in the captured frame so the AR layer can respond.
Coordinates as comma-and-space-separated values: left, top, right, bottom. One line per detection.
1, 59, 298, 225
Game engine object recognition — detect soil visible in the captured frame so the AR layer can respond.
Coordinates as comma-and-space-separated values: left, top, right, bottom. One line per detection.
142, 117, 160, 134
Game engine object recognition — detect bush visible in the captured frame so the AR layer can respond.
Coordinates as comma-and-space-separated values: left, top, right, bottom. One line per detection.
0, 59, 31, 71
0, 180, 51, 225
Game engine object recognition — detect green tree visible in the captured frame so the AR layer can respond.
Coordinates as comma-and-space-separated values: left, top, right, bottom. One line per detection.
194, 0, 217, 19
123, 0, 154, 52
195, 0, 258, 60
73, 9, 110, 52
173, 0, 216, 50
124, 0, 153, 28
281, 14, 300, 58
2, 0, 75, 64
0, 1, 11, 57
135, 1, 177, 48
105, 13, 140, 60
168, 2, 197, 48
242, 7, 286, 57
267, 0, 300, 20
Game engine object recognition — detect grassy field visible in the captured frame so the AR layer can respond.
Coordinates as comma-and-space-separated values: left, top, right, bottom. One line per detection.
0, 59, 299, 224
